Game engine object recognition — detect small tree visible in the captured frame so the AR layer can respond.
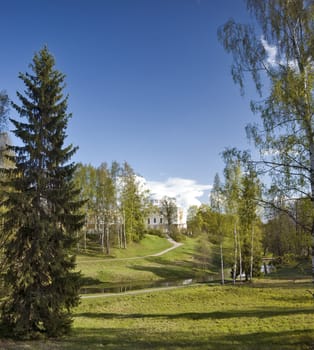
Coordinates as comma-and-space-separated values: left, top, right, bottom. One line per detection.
223, 150, 242, 283
1, 47, 84, 338
210, 173, 226, 284
160, 196, 177, 235
73, 163, 95, 251
238, 163, 262, 280
120, 162, 148, 243
187, 205, 202, 236
96, 163, 116, 255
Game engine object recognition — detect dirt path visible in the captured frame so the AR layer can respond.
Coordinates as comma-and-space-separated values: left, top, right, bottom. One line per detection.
80, 283, 191, 299
150, 237, 183, 256
79, 237, 183, 263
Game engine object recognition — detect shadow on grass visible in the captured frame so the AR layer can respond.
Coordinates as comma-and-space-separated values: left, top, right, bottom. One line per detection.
1, 322, 313, 349
264, 262, 311, 281
75, 306, 314, 321
60, 327, 314, 350
80, 276, 102, 286
130, 263, 195, 281
132, 252, 212, 281
1, 330, 312, 350
146, 254, 194, 266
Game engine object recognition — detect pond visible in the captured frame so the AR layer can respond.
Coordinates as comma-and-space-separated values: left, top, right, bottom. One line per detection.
80, 275, 214, 294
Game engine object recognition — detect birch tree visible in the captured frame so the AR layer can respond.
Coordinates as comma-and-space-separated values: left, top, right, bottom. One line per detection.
218, 0, 314, 279
223, 151, 242, 283
96, 163, 116, 255
210, 173, 226, 284
238, 162, 262, 280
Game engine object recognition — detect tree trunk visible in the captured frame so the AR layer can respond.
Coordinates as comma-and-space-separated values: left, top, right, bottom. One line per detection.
310, 144, 314, 282
101, 229, 105, 253
122, 210, 127, 249
250, 226, 254, 281
106, 225, 110, 255
123, 226, 127, 249
233, 222, 237, 285
118, 225, 121, 248
220, 241, 225, 285
238, 230, 242, 283
263, 262, 268, 275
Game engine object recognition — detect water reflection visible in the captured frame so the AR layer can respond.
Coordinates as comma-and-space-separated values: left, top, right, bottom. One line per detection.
80, 276, 213, 295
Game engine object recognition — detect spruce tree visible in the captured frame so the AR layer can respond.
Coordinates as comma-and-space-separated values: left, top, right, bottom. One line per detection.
1, 47, 84, 338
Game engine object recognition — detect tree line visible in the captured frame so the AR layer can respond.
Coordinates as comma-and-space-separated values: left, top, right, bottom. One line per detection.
73, 162, 186, 252
187, 148, 312, 284
73, 161, 150, 254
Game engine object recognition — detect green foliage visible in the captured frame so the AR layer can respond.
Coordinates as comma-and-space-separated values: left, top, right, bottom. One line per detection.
144, 227, 166, 238
159, 196, 177, 233
1, 47, 84, 338
194, 233, 211, 270
187, 205, 203, 236
222, 149, 263, 282
231, 238, 262, 279
74, 161, 150, 249
219, 0, 314, 275
169, 226, 186, 242
120, 162, 149, 243
263, 201, 312, 258
187, 204, 212, 238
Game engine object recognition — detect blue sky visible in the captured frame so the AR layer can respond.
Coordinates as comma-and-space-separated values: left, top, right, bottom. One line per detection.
0, 0, 260, 208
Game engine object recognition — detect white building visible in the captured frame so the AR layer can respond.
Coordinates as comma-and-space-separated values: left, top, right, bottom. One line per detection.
146, 198, 187, 231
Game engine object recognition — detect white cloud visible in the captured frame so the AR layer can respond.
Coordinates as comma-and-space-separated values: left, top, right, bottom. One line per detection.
261, 37, 277, 67
261, 37, 298, 70
143, 177, 211, 211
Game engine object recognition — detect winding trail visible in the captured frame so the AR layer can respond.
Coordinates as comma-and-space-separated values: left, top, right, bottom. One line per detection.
79, 237, 186, 298
79, 236, 183, 263
149, 237, 183, 257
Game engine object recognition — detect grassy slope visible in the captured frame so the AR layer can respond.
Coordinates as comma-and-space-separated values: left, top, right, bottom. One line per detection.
3, 236, 314, 349
76, 234, 173, 261
76, 235, 203, 286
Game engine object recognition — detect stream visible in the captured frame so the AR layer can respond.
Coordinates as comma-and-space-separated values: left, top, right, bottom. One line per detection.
80, 265, 276, 295
80, 275, 214, 294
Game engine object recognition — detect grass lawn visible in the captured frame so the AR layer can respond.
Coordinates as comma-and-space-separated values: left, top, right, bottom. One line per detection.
3, 281, 314, 349
71, 281, 314, 350
2, 236, 314, 349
